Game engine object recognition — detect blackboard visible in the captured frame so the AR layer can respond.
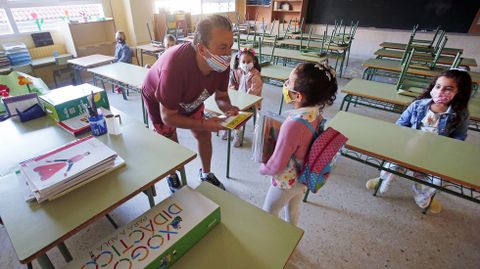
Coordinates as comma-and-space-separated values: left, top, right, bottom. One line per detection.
31, 32, 54, 47
306, 0, 480, 33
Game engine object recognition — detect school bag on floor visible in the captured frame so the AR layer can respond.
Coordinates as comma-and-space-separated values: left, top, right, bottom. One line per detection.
293, 118, 348, 202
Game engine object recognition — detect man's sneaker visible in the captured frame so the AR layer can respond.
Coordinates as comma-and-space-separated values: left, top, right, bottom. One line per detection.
199, 169, 225, 190
167, 173, 181, 193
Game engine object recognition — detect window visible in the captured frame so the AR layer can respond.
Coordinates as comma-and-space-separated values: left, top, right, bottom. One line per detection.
11, 4, 104, 33
155, 0, 235, 15
0, 8, 13, 35
202, 0, 235, 14
0, 1, 104, 35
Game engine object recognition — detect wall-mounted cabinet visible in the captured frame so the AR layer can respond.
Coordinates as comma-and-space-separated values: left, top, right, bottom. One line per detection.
62, 19, 116, 57
246, 0, 308, 28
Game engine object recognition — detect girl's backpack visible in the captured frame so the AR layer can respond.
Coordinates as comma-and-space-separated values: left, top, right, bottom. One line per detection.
293, 117, 348, 202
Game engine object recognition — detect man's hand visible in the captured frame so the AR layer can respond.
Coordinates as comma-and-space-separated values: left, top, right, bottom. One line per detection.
215, 90, 239, 116
202, 117, 227, 132
220, 104, 240, 116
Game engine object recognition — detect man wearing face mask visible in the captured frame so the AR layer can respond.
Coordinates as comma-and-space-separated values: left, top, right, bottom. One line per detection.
142, 14, 238, 192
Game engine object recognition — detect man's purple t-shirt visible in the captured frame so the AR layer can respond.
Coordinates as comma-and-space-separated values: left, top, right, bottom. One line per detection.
142, 42, 229, 124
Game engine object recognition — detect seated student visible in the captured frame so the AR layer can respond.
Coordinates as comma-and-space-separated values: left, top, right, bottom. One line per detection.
113, 31, 132, 64
163, 34, 177, 49
260, 62, 338, 225
223, 47, 263, 147
145, 34, 177, 69
113, 31, 132, 93
365, 69, 472, 213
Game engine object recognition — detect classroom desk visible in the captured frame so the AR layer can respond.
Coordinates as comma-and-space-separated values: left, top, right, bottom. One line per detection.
88, 62, 149, 125
379, 42, 463, 56
169, 182, 304, 269
328, 111, 480, 211
0, 111, 196, 268
361, 58, 480, 85
31, 54, 72, 68
204, 89, 263, 178
260, 63, 293, 114
232, 45, 328, 65
67, 54, 116, 85
374, 48, 477, 68
88, 62, 147, 99
339, 78, 480, 132
135, 43, 165, 66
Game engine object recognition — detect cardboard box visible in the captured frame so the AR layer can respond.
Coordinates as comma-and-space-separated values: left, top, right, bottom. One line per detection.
40, 84, 109, 122
65, 186, 221, 269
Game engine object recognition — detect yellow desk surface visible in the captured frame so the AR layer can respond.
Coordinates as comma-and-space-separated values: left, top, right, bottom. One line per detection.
0, 113, 196, 263
328, 112, 480, 189
379, 42, 463, 56
374, 48, 477, 67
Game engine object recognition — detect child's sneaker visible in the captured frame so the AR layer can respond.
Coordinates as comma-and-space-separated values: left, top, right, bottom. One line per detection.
167, 173, 181, 193
428, 199, 442, 214
378, 176, 394, 194
366, 177, 379, 190
220, 130, 228, 140
233, 129, 243, 147
199, 169, 225, 190
412, 183, 433, 208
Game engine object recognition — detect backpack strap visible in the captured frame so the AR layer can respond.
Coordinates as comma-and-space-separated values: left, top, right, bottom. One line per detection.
293, 117, 327, 139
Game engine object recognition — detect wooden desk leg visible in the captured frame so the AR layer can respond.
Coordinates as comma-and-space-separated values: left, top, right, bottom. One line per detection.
141, 50, 145, 67
179, 167, 187, 186
37, 254, 54, 269
226, 130, 232, 178
57, 242, 73, 262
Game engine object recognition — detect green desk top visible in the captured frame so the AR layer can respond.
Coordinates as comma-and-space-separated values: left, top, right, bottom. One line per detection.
87, 62, 148, 88
362, 58, 480, 84
170, 182, 304, 269
341, 78, 414, 106
341, 78, 480, 120
0, 114, 196, 263
233, 46, 327, 63
379, 42, 463, 56
260, 64, 292, 81
278, 39, 349, 52
67, 54, 116, 68
328, 112, 480, 189
204, 89, 263, 114
374, 48, 477, 67
31, 54, 72, 67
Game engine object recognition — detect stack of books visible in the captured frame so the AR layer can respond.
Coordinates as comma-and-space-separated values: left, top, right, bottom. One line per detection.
19, 136, 124, 203
0, 49, 10, 70
2, 42, 32, 66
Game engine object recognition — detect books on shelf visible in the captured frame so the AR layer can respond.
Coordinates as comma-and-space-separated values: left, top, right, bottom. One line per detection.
19, 136, 124, 203
1, 42, 32, 66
